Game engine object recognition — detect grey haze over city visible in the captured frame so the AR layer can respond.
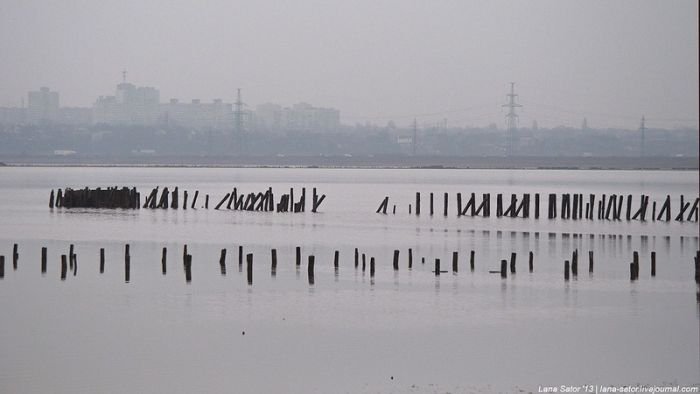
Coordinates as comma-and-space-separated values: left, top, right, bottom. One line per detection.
1, 0, 697, 129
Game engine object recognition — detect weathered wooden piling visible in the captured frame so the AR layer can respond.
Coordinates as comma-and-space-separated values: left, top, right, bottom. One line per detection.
470, 250, 475, 272
205, 194, 209, 209
393, 250, 399, 271
630, 261, 638, 281
184, 254, 192, 283
354, 248, 359, 268
452, 251, 458, 273
564, 260, 570, 281
528, 251, 533, 272
509, 252, 516, 274
60, 255, 67, 280
333, 250, 339, 270
435, 258, 441, 276
238, 246, 243, 271
370, 257, 375, 277
588, 251, 594, 273
215, 193, 230, 210
571, 250, 578, 277
69, 244, 74, 269
500, 259, 507, 278
408, 248, 413, 269
311, 188, 326, 213
271, 249, 277, 276
430, 192, 434, 215
296, 246, 301, 268
496, 194, 503, 217
41, 247, 47, 274
49, 190, 55, 208
362, 253, 366, 272
246, 253, 253, 285
457, 193, 462, 216
73, 253, 77, 276
443, 192, 448, 216
161, 247, 166, 275
220, 248, 227, 275
191, 190, 199, 209
308, 255, 315, 285
415, 192, 421, 215
11, 243, 19, 268
650, 251, 656, 277
534, 193, 540, 219
125, 245, 131, 283
376, 196, 389, 214
182, 190, 188, 210
0, 256, 4, 279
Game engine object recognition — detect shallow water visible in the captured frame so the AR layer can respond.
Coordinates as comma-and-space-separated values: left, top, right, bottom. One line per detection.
0, 167, 698, 393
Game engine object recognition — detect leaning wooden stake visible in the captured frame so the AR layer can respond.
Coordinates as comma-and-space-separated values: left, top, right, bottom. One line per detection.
393, 250, 399, 271
220, 248, 227, 275
161, 247, 167, 275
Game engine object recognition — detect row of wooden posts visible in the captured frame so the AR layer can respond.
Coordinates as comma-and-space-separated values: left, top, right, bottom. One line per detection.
49, 187, 327, 213
2, 243, 697, 285
376, 192, 699, 222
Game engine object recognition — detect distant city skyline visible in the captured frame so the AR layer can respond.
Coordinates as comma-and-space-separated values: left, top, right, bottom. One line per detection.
1, 1, 697, 129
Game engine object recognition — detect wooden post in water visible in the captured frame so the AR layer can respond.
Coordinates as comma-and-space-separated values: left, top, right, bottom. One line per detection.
183, 191, 188, 210
470, 250, 475, 272
362, 253, 366, 272
191, 190, 199, 209
443, 192, 448, 216
296, 246, 301, 268
370, 257, 375, 277
205, 194, 209, 209
510, 252, 516, 274
430, 193, 434, 216
354, 248, 359, 269
651, 251, 656, 277
0, 256, 4, 279
125, 252, 130, 283
246, 253, 253, 285
60, 255, 67, 280
564, 260, 570, 281
408, 248, 413, 269
415, 192, 421, 216
161, 247, 166, 275
528, 251, 533, 273
571, 250, 578, 277
393, 250, 399, 271
69, 244, 74, 270
49, 190, 55, 208
12, 243, 18, 270
308, 255, 315, 285
588, 251, 594, 273
41, 247, 47, 274
500, 259, 507, 278
238, 246, 243, 272
271, 249, 277, 276
435, 258, 441, 276
452, 251, 458, 273
534, 193, 540, 219
220, 248, 227, 275
333, 250, 339, 270
184, 254, 192, 283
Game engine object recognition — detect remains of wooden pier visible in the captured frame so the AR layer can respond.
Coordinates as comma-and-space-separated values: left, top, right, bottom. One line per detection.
379, 192, 698, 222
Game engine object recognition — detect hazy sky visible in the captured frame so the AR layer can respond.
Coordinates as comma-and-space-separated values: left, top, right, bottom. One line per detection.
0, 0, 697, 129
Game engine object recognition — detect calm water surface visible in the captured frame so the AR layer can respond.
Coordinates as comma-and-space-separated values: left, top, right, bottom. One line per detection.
0, 167, 698, 393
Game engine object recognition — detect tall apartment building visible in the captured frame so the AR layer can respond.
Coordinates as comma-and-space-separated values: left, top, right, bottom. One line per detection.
161, 98, 234, 129
27, 87, 59, 124
93, 81, 160, 125
254, 102, 339, 132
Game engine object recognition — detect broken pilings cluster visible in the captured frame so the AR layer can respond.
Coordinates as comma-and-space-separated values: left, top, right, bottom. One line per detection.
51, 187, 140, 209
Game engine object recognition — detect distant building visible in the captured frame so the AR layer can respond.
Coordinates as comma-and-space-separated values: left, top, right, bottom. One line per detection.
0, 107, 26, 125
161, 98, 234, 129
255, 102, 339, 132
27, 87, 60, 124
93, 81, 160, 125
59, 107, 92, 125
